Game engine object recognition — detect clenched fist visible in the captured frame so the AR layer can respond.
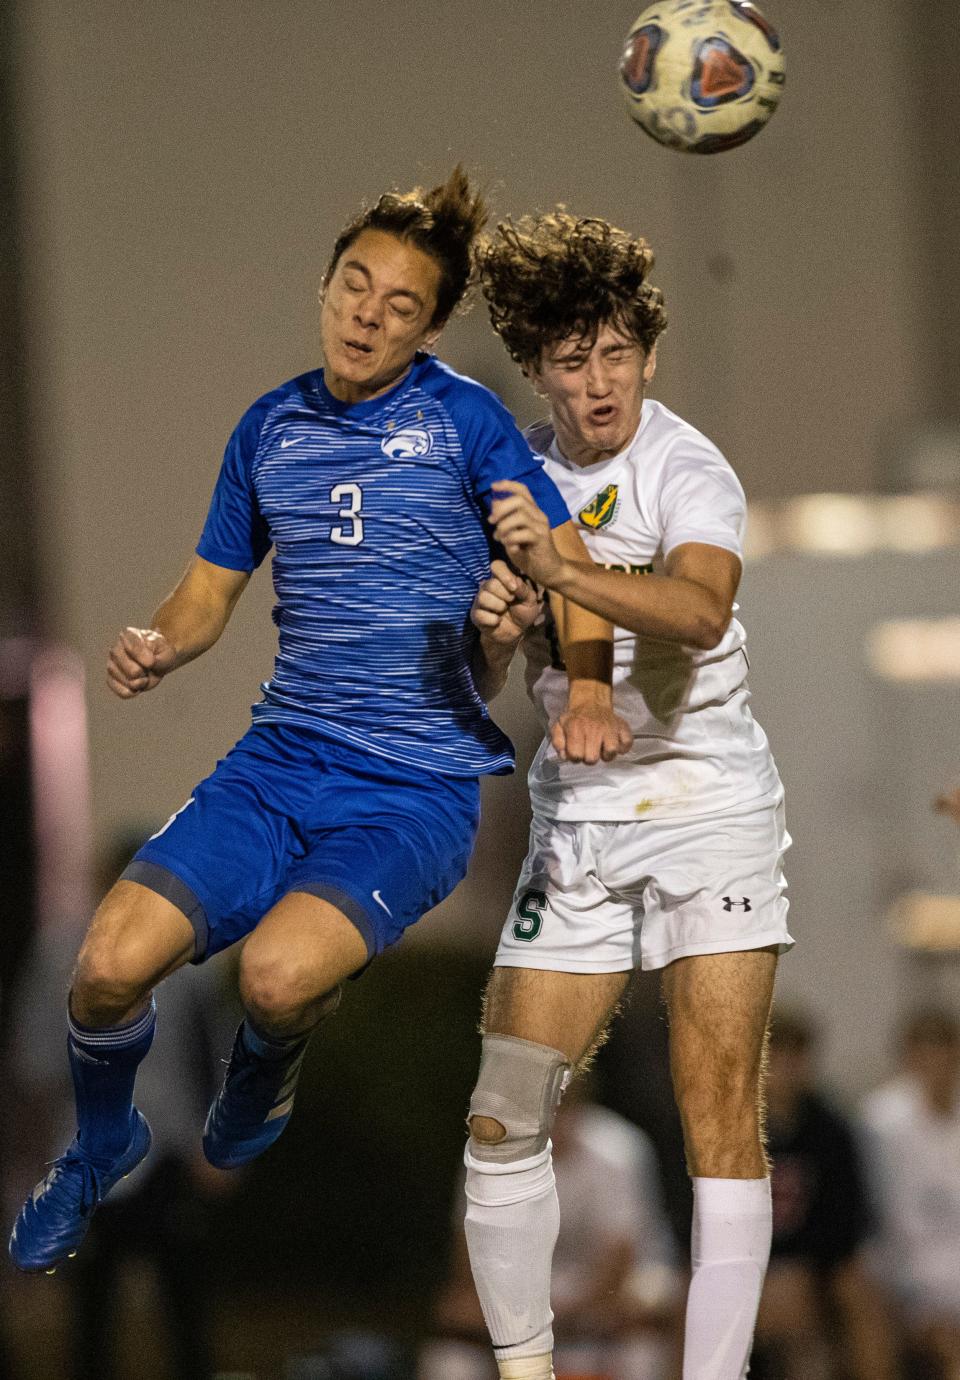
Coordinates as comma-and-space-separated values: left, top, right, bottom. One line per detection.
470, 560, 541, 646
107, 627, 177, 699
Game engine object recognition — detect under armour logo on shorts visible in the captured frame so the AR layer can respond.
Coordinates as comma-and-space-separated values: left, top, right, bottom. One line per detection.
722, 896, 752, 911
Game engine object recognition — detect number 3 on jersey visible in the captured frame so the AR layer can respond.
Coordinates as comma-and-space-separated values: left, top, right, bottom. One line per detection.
331, 482, 364, 546
513, 888, 547, 942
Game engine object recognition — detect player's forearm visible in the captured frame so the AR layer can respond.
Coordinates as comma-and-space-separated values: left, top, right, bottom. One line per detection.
149, 592, 227, 670
552, 561, 729, 649
470, 633, 520, 702
548, 590, 614, 700
551, 522, 616, 700
150, 566, 245, 670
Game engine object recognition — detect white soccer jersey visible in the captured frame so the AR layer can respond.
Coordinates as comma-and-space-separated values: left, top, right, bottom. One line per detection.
524, 398, 782, 821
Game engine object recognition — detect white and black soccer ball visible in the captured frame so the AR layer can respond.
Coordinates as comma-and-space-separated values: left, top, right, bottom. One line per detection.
619, 0, 785, 154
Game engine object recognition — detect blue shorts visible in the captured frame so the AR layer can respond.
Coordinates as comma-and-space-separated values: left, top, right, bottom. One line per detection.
122, 723, 480, 963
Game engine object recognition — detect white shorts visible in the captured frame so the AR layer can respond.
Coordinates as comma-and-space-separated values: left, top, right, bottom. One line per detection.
495, 797, 793, 973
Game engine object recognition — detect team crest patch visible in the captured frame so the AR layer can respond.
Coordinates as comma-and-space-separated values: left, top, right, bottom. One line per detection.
381, 427, 433, 459
578, 483, 620, 530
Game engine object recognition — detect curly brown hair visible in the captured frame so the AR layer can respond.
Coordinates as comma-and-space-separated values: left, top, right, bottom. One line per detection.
477, 210, 667, 367
324, 165, 487, 327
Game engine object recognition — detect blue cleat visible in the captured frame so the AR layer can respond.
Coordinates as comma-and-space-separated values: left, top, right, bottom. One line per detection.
9, 1110, 151, 1273
202, 1025, 311, 1170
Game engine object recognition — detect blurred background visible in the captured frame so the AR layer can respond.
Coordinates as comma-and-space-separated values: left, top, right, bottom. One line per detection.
2, 0, 960, 1376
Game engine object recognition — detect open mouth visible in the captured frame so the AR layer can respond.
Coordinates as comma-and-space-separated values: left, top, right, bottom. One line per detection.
342, 339, 374, 359
589, 404, 617, 425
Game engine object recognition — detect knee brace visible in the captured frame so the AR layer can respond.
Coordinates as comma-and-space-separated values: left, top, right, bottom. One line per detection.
468, 1033, 570, 1164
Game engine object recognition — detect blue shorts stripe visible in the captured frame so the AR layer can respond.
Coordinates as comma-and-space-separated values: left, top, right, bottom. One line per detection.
291, 884, 378, 960
121, 860, 209, 960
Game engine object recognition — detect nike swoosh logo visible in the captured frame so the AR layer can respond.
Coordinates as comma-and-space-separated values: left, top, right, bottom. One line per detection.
372, 890, 393, 918
280, 436, 306, 449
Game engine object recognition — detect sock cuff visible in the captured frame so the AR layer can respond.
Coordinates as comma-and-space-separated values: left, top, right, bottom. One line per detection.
465, 1147, 555, 1209
464, 1144, 552, 1177
692, 1175, 771, 1215
68, 996, 157, 1050
691, 1176, 772, 1270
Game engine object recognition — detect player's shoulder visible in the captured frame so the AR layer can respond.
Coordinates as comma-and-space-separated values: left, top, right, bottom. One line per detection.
639, 398, 729, 468
234, 369, 322, 435
415, 353, 516, 431
639, 398, 744, 500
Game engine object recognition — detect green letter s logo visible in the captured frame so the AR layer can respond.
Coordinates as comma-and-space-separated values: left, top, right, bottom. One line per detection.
513, 888, 547, 942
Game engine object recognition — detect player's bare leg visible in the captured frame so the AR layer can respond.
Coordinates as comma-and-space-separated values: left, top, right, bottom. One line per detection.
203, 893, 366, 1168
465, 967, 629, 1380
480, 967, 630, 1069
71, 880, 198, 1025
662, 947, 778, 1380
237, 891, 367, 1034
10, 883, 197, 1272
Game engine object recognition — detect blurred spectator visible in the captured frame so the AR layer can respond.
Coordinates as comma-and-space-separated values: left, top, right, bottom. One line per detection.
861, 1006, 960, 1380
419, 1082, 682, 1380
9, 829, 241, 1380
751, 1006, 897, 1380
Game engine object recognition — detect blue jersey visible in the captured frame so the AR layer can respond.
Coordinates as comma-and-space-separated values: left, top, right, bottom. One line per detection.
196, 352, 570, 777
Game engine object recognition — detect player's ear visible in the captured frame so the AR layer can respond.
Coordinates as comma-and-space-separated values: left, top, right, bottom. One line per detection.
524, 361, 549, 399
421, 308, 448, 350
643, 345, 658, 383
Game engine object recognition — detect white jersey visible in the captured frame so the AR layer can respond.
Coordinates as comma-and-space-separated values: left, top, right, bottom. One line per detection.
525, 399, 781, 821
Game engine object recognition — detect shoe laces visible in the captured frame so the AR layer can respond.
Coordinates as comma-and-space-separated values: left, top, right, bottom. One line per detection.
35, 1149, 108, 1219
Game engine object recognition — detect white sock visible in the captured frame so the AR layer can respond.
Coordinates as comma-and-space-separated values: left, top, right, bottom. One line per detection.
463, 1144, 558, 1366
683, 1176, 771, 1380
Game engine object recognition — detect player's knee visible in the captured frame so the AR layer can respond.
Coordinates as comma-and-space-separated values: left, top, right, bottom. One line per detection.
72, 883, 190, 1022
72, 932, 152, 1020
468, 1114, 507, 1147
466, 1033, 569, 1165
239, 950, 314, 1030
680, 1095, 766, 1177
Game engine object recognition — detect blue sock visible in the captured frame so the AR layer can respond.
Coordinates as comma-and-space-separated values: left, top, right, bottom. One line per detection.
68, 998, 156, 1160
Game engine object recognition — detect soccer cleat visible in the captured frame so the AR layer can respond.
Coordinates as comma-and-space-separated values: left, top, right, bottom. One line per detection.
202, 1026, 311, 1170
9, 1110, 151, 1273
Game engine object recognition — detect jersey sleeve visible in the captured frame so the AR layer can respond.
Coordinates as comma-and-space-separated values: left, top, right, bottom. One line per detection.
196, 399, 273, 572
451, 383, 571, 529
657, 441, 746, 561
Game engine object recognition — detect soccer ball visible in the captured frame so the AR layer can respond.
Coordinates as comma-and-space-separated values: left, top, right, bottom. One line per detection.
619, 0, 785, 154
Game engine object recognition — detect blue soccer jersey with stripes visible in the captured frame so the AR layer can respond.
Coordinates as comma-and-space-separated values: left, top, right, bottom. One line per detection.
196, 351, 569, 777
